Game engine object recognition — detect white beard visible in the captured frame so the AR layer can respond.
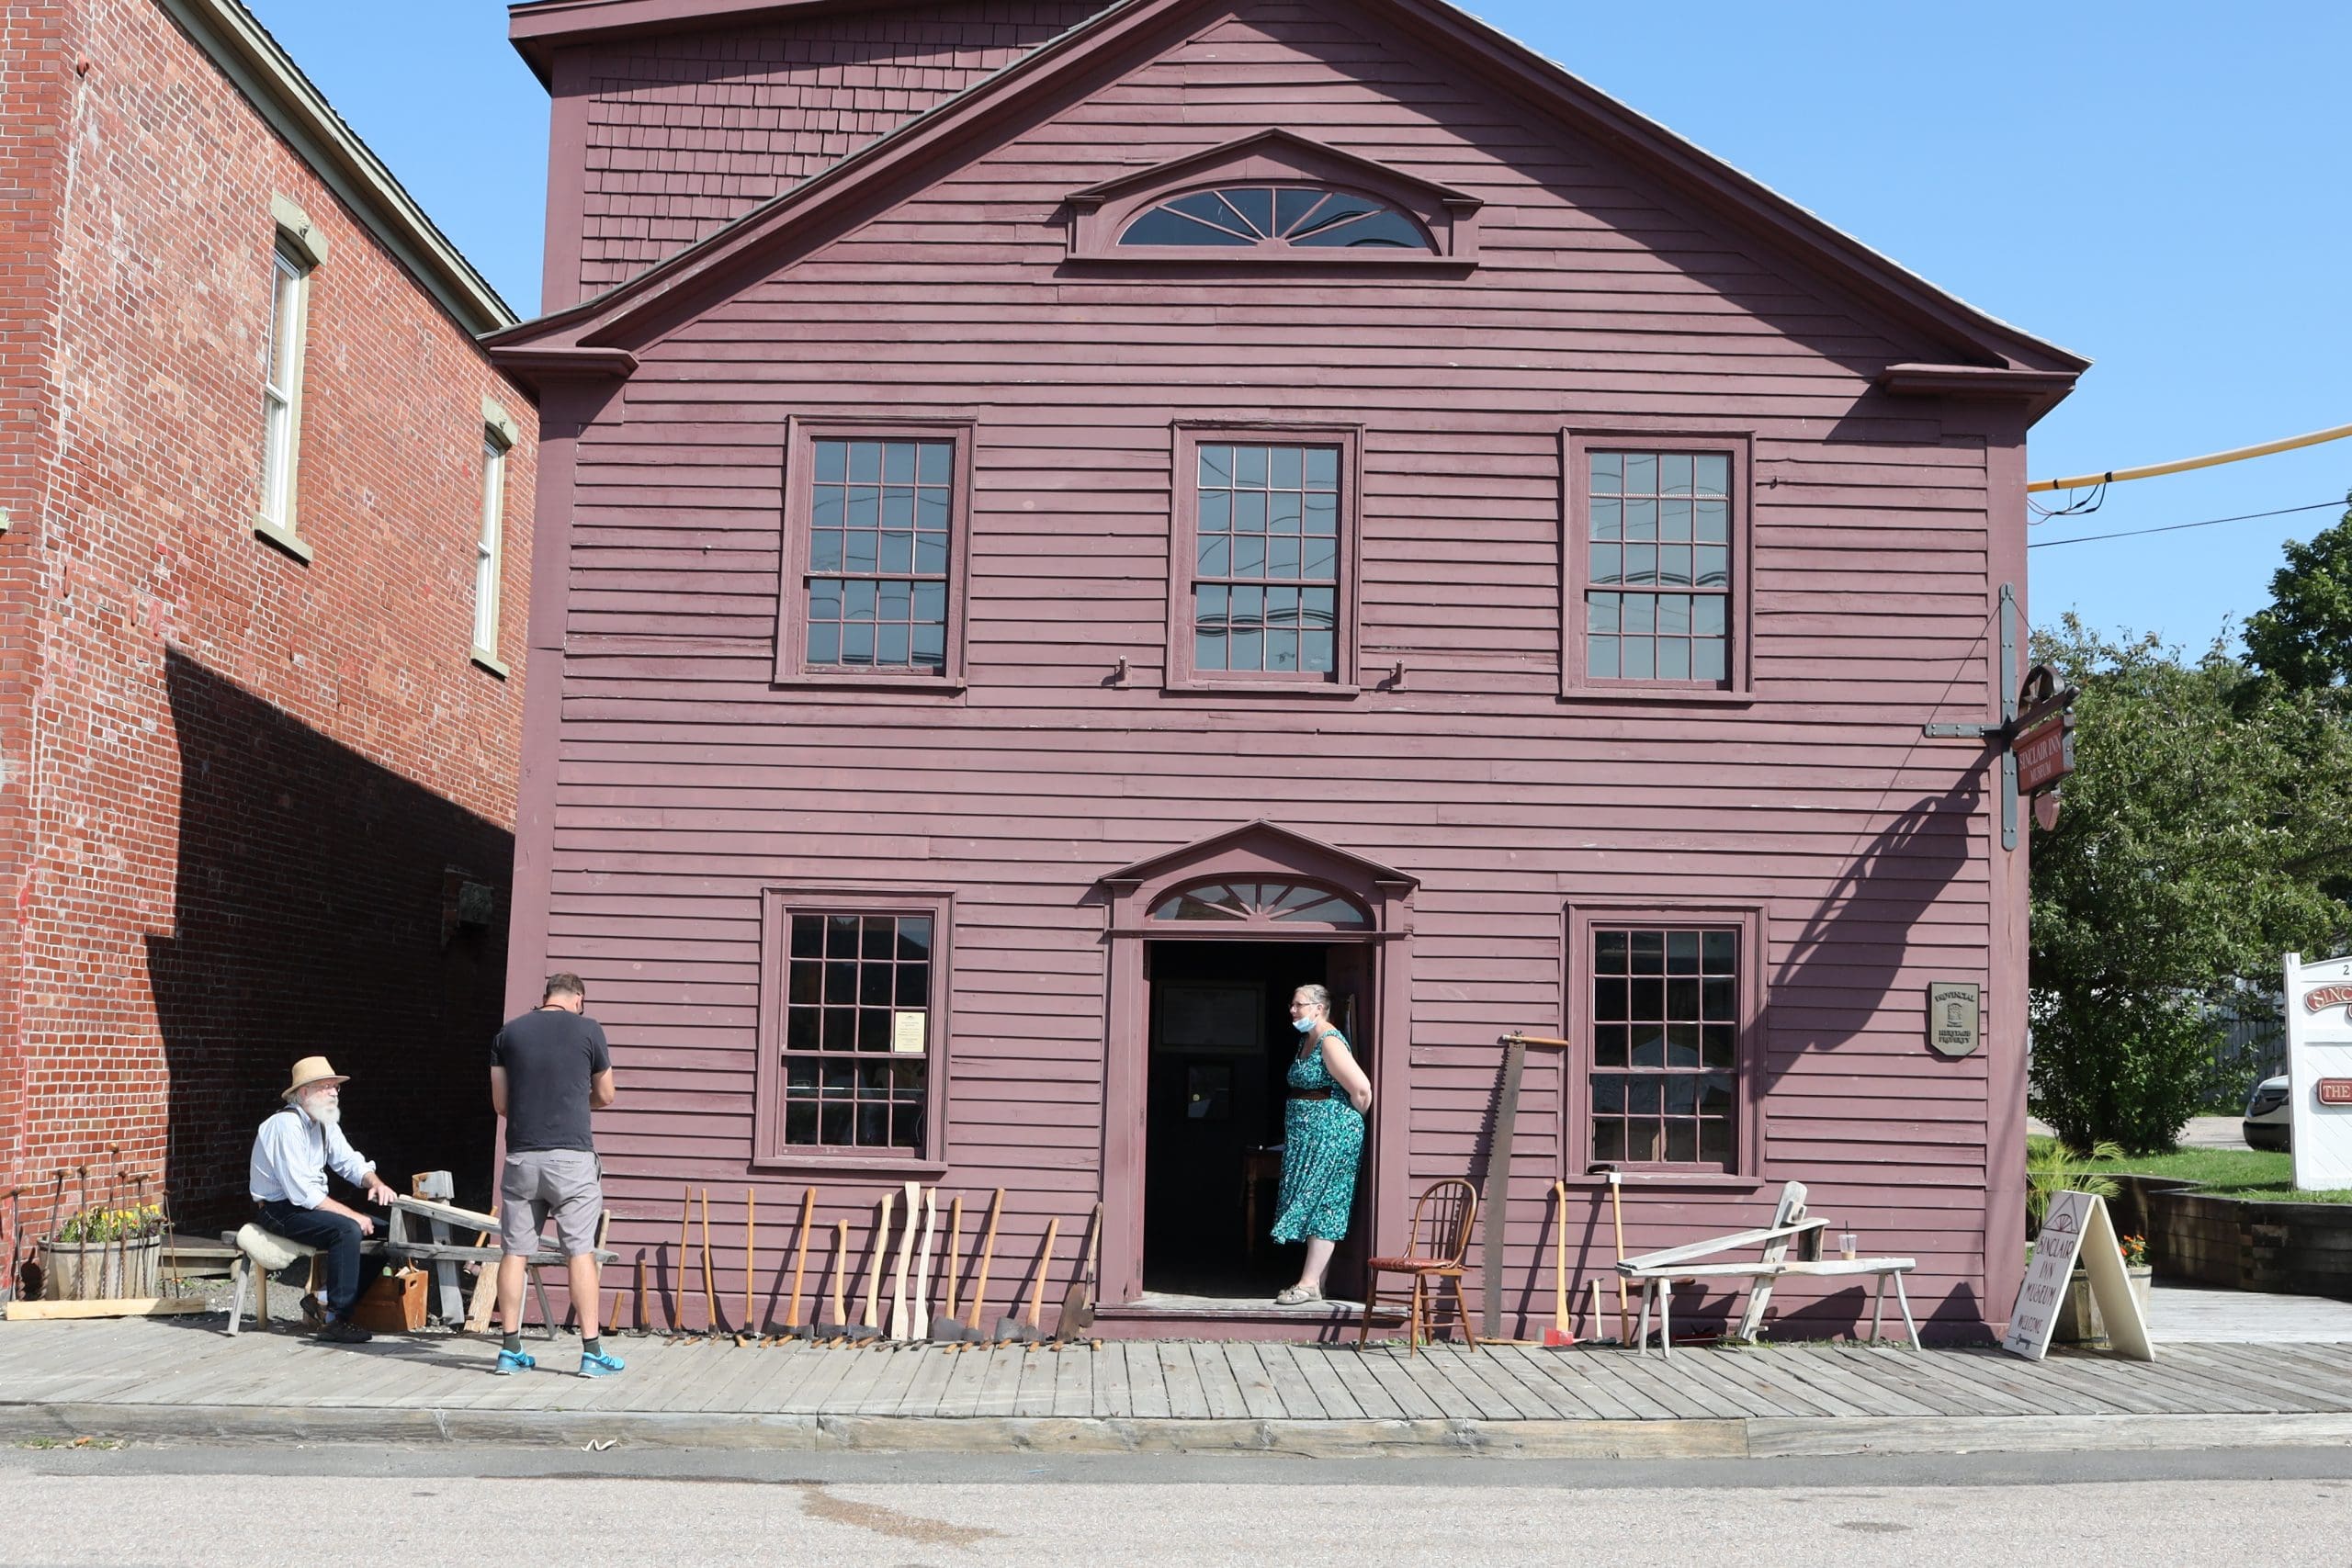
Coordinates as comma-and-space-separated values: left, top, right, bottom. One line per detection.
299, 1094, 342, 1128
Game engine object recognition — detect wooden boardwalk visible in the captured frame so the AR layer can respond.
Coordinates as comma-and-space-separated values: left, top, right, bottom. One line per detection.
6, 1314, 2352, 1457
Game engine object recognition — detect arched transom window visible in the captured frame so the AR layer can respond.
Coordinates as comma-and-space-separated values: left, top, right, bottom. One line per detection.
1119, 186, 1434, 252
1148, 878, 1372, 928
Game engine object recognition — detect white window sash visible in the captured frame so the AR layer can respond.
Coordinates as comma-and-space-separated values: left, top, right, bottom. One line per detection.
261, 248, 306, 528
474, 435, 506, 652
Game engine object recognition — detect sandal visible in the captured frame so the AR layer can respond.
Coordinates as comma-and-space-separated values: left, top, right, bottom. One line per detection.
1274, 1285, 1324, 1306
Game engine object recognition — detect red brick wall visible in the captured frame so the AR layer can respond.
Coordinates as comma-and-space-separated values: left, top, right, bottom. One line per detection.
1, 0, 537, 1226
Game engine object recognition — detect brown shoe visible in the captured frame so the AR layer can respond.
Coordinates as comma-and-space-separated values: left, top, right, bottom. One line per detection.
319, 1317, 372, 1345
300, 1295, 327, 1333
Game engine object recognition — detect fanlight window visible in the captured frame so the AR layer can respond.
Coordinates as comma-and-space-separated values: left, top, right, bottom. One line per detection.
1119, 186, 1434, 252
1149, 879, 1371, 927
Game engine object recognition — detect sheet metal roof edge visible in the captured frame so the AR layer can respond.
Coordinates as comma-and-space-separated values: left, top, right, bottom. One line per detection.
162, 0, 520, 338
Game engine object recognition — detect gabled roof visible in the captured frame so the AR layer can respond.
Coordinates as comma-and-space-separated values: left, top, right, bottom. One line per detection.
508, 0, 865, 86
491, 0, 2086, 389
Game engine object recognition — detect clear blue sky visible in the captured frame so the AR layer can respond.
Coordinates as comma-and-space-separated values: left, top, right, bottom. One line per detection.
246, 1, 2352, 652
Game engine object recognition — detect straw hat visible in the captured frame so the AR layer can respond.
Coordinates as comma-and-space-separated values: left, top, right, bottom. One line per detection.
280, 1056, 348, 1100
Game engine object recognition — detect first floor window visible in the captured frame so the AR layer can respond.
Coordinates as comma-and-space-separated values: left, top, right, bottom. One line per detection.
780, 909, 935, 1154
1589, 925, 1739, 1168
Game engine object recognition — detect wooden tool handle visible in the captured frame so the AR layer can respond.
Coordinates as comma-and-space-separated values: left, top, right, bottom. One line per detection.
743, 1186, 756, 1333
1025, 1216, 1061, 1328
864, 1191, 892, 1328
786, 1187, 814, 1328
966, 1189, 1002, 1330
912, 1187, 938, 1338
699, 1188, 718, 1330
889, 1180, 919, 1340
676, 1183, 693, 1332
1552, 1179, 1568, 1326
830, 1220, 848, 1325
943, 1194, 964, 1319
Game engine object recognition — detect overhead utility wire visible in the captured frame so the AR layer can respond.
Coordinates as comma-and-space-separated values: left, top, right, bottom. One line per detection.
2026, 499, 2345, 550
2028, 420, 2352, 495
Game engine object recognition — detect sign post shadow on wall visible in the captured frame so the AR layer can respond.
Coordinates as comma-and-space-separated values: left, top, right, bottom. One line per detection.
2281, 952, 2352, 1193
2003, 1190, 2152, 1362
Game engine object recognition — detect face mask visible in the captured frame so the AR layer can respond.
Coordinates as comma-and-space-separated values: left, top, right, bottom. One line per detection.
1294, 1018, 1316, 1033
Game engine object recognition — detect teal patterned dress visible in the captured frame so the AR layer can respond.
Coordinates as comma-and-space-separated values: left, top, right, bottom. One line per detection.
1272, 1032, 1364, 1244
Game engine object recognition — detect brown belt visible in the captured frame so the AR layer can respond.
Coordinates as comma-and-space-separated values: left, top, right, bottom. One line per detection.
1289, 1089, 1334, 1101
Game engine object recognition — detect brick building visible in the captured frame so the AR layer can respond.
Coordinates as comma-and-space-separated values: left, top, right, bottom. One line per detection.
0, 0, 537, 1233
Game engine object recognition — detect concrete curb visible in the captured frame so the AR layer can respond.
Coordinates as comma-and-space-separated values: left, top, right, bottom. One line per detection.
9, 1402, 2352, 1459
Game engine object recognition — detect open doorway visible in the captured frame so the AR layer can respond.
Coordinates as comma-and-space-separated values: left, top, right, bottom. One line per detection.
1141, 940, 1367, 1305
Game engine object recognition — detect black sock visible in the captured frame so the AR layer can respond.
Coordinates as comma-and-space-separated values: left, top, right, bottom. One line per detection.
583, 1336, 602, 1358
502, 1332, 522, 1353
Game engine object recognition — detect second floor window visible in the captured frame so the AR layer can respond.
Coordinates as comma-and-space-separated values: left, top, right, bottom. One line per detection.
1587, 450, 1733, 684
1192, 443, 1342, 677
794, 434, 958, 678
260, 239, 311, 532
473, 433, 508, 657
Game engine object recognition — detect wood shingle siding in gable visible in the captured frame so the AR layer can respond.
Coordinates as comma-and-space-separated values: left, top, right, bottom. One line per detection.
505, 0, 2060, 1338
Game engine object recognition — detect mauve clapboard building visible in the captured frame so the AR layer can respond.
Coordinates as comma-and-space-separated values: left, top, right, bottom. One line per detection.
491, 0, 2083, 1340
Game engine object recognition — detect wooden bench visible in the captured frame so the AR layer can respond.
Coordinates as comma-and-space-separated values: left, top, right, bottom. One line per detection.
220, 1224, 386, 1336
1617, 1179, 1919, 1356
384, 1195, 616, 1336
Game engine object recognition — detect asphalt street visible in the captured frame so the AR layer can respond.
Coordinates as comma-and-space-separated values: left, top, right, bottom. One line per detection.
4, 1444, 2347, 1567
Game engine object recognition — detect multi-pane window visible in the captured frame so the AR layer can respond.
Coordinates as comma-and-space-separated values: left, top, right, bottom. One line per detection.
802, 438, 954, 673
1121, 186, 1434, 252
1587, 451, 1732, 683
1193, 443, 1341, 675
1589, 927, 1739, 1167
782, 912, 934, 1153
260, 240, 311, 530
473, 434, 507, 656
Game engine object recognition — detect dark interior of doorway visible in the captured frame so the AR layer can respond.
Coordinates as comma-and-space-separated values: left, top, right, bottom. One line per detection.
1142, 940, 1363, 1304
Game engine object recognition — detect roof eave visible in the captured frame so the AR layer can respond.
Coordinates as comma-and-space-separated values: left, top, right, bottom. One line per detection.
508, 0, 889, 85
163, 0, 519, 338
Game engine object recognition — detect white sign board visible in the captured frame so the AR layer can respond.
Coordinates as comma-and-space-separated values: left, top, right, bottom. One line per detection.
2284, 952, 2352, 1191
2003, 1190, 2153, 1362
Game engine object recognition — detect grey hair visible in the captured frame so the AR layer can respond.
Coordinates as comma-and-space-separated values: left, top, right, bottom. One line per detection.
1294, 984, 1331, 1011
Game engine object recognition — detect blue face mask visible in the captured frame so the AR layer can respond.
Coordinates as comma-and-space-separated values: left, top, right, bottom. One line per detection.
1294, 1018, 1317, 1033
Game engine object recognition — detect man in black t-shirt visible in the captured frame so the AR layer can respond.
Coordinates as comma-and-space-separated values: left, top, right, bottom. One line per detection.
489, 972, 620, 1377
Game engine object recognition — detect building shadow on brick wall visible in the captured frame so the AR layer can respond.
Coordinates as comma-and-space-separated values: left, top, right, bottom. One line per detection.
144, 650, 509, 1228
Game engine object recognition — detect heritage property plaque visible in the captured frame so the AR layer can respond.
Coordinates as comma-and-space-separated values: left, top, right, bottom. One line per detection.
1928, 981, 1982, 1058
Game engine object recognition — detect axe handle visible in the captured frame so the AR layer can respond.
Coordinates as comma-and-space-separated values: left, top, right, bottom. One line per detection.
966, 1189, 1002, 1331
1025, 1217, 1061, 1329
785, 1187, 814, 1329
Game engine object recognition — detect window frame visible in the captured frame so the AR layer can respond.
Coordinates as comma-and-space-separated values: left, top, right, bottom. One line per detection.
255, 232, 315, 561
1560, 429, 1757, 703
752, 886, 954, 1176
773, 417, 975, 694
471, 426, 511, 675
1164, 422, 1363, 696
1560, 901, 1766, 1186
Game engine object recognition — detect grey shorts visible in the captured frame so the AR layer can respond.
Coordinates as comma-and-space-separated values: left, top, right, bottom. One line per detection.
499, 1149, 603, 1258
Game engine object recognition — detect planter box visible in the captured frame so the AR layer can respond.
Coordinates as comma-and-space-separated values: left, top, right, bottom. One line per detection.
2114, 1172, 2352, 1302
40, 1235, 163, 1301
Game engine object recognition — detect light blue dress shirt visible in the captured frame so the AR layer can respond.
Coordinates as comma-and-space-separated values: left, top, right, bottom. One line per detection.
248, 1106, 376, 1208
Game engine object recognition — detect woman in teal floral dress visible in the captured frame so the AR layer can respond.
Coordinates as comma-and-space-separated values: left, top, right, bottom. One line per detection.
1272, 984, 1374, 1305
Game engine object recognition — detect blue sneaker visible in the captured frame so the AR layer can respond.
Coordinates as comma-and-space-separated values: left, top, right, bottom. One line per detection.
579, 1348, 625, 1379
492, 1348, 537, 1376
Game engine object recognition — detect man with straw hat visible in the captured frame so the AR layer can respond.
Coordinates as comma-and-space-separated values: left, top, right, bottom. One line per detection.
249, 1055, 397, 1343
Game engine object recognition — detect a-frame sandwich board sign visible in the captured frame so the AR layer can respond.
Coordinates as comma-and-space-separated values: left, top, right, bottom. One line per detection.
2003, 1190, 2153, 1362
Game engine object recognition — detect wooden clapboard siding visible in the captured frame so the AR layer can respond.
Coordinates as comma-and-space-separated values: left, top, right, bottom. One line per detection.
502, 0, 2061, 1338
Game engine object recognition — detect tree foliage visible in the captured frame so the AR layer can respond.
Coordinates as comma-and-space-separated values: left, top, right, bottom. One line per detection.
2245, 496, 2352, 691
2028, 616, 2352, 1153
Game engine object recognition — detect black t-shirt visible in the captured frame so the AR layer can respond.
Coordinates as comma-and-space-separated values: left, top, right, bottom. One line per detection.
492, 1008, 611, 1154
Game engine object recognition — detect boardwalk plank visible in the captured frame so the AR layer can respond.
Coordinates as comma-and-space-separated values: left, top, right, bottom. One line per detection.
1257, 1343, 1328, 1419
1125, 1340, 1171, 1418
1189, 1343, 1250, 1419
1158, 1343, 1212, 1419
1090, 1338, 1132, 1418
1049, 1346, 1093, 1417
932, 1344, 993, 1416
1225, 1343, 1286, 1421
1302, 1347, 1385, 1421
1354, 1348, 1453, 1420
975, 1346, 1026, 1417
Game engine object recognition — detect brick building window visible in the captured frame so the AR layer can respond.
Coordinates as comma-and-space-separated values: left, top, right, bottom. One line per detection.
472, 430, 509, 669
1564, 905, 1760, 1179
1166, 425, 1361, 692
775, 421, 972, 691
257, 237, 312, 550
1561, 432, 1754, 698
755, 891, 951, 1168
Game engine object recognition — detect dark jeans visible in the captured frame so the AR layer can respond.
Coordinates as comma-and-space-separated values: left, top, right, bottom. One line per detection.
255, 1200, 383, 1317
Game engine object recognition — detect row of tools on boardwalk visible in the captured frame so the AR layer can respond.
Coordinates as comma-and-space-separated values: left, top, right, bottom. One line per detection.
633, 1181, 1102, 1350
5, 1148, 169, 1306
